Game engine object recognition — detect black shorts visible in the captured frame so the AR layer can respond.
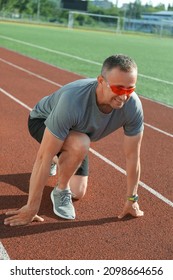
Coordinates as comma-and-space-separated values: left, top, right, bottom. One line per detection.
28, 116, 89, 176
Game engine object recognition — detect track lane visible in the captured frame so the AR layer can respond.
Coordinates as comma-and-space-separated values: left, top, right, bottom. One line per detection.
1, 57, 172, 201
1, 47, 173, 134
1, 82, 172, 202
0, 49, 173, 260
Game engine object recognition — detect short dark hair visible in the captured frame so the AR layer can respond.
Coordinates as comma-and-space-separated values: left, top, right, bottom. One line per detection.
101, 54, 137, 77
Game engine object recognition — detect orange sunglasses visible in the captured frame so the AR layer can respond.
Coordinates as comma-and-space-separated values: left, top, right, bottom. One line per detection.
104, 78, 136, 96
109, 84, 135, 96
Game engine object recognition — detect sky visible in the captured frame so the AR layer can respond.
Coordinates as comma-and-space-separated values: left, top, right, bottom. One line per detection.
111, 0, 173, 8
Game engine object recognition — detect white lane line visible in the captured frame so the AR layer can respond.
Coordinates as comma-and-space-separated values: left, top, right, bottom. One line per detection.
1, 35, 173, 86
0, 35, 101, 65
90, 148, 173, 208
139, 95, 173, 109
0, 87, 32, 111
0, 58, 61, 87
144, 123, 173, 138
1, 87, 173, 208
138, 73, 173, 85
0, 58, 173, 139
0, 242, 10, 260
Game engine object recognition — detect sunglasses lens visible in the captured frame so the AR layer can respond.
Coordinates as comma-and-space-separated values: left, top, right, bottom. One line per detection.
110, 85, 135, 95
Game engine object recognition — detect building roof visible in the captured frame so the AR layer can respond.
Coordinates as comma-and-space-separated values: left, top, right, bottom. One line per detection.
142, 11, 173, 20
153, 11, 173, 16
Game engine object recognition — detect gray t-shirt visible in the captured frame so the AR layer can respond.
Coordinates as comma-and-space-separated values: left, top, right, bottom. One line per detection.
30, 78, 144, 141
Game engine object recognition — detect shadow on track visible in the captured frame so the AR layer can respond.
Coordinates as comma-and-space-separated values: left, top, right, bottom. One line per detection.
0, 172, 31, 193
0, 172, 135, 239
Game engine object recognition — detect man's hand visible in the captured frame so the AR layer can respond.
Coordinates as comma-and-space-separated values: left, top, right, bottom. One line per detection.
118, 200, 144, 219
4, 205, 44, 226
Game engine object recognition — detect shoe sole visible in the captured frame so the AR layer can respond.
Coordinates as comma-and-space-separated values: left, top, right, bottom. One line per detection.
50, 191, 75, 220
49, 172, 57, 177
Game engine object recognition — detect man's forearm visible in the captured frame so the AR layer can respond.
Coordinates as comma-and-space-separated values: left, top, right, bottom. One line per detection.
26, 157, 52, 211
126, 156, 141, 197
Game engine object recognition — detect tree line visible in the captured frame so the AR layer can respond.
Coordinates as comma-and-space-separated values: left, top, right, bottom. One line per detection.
0, 0, 60, 18
0, 0, 172, 20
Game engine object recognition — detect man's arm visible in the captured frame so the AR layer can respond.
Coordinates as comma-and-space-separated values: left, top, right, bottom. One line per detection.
118, 132, 144, 218
4, 128, 64, 226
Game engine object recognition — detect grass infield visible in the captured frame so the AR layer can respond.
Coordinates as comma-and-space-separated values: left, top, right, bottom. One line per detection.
0, 21, 173, 106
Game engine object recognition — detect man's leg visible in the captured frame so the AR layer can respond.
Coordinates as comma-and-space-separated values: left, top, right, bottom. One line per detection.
52, 148, 88, 199
28, 116, 90, 218
52, 150, 88, 199
51, 131, 90, 219
69, 153, 89, 199
57, 131, 90, 189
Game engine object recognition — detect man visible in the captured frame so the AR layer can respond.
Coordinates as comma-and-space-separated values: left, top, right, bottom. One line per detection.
4, 54, 144, 226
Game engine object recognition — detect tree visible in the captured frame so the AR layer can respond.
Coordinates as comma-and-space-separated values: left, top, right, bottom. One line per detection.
125, 0, 142, 19
0, 0, 61, 18
0, 0, 8, 11
1, 0, 30, 13
168, 4, 173, 11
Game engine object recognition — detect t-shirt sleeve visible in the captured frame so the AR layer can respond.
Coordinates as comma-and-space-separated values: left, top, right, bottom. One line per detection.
44, 92, 78, 140
123, 94, 144, 136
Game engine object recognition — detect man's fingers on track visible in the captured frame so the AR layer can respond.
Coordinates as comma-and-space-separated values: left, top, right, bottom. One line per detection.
4, 217, 44, 226
136, 210, 144, 217
118, 212, 126, 219
118, 210, 144, 219
33, 215, 44, 222
4, 217, 23, 226
5, 210, 20, 216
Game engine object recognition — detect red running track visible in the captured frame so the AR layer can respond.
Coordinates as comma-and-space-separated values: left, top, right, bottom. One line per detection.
0, 48, 173, 260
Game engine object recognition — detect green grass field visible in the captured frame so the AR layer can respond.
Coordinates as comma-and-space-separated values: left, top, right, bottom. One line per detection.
0, 21, 173, 106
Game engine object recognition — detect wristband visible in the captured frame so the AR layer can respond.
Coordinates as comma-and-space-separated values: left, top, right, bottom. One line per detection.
127, 194, 139, 202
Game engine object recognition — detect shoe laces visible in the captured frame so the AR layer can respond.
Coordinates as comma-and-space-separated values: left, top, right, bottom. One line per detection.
59, 191, 72, 206
51, 163, 56, 169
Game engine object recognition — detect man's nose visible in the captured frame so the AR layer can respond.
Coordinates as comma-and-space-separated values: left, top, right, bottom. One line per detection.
118, 94, 127, 101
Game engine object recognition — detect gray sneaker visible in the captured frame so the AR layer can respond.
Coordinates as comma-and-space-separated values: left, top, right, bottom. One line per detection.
50, 187, 76, 219
49, 163, 57, 176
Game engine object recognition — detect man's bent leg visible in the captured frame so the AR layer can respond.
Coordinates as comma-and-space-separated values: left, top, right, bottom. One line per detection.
57, 131, 90, 189
51, 131, 90, 219
70, 150, 89, 199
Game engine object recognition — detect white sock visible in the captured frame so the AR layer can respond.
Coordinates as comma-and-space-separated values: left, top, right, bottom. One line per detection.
55, 186, 70, 192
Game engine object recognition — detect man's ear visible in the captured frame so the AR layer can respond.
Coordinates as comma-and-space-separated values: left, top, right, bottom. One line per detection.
97, 75, 104, 84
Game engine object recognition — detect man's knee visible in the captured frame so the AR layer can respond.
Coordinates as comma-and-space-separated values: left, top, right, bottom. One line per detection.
63, 131, 90, 155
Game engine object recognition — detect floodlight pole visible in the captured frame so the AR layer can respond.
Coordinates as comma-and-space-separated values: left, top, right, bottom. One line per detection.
68, 11, 74, 29
37, 0, 40, 21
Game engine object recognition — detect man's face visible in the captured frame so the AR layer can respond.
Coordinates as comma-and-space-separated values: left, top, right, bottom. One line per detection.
101, 67, 137, 109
